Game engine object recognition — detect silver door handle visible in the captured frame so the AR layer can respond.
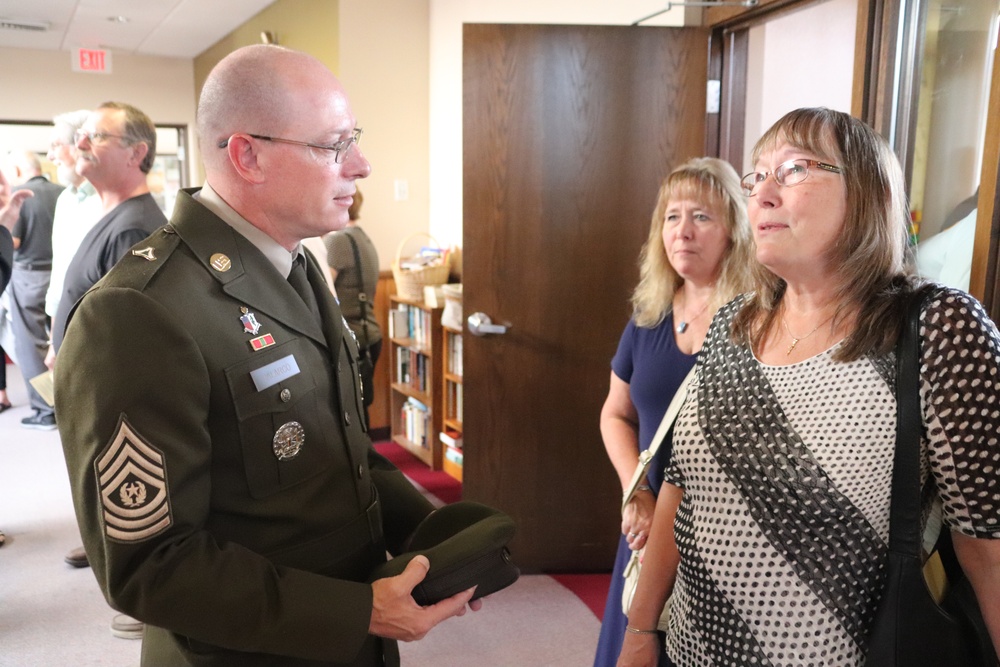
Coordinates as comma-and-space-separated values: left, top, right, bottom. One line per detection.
467, 312, 509, 336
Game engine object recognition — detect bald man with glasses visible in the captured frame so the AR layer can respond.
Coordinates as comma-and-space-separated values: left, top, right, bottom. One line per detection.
56, 45, 479, 666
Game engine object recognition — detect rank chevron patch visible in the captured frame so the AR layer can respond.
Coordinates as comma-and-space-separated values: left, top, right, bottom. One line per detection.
96, 416, 172, 542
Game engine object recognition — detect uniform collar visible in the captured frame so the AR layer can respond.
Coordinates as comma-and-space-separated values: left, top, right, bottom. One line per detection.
195, 182, 304, 279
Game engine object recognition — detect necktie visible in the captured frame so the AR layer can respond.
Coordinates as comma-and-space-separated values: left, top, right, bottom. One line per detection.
288, 255, 322, 323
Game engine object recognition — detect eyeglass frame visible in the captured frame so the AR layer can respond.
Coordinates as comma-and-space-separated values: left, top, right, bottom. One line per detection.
740, 158, 843, 197
74, 130, 132, 146
217, 128, 363, 165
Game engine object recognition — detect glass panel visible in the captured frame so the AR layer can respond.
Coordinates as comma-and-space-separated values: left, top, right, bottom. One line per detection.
741, 0, 858, 174
912, 0, 999, 291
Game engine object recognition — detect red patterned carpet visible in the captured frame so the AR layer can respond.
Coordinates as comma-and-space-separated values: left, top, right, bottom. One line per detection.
374, 440, 611, 620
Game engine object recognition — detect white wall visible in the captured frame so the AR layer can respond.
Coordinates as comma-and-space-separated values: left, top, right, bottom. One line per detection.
428, 0, 686, 249
0, 46, 198, 184
742, 0, 857, 173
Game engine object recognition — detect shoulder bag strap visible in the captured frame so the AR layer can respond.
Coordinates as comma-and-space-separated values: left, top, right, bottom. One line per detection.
888, 287, 931, 556
622, 364, 697, 513
344, 232, 371, 351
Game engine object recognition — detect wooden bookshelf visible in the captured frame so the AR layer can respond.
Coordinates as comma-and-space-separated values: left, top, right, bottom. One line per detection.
441, 325, 464, 482
388, 296, 444, 469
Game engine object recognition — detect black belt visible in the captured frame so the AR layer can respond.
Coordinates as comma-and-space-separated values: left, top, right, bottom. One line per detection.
14, 261, 52, 271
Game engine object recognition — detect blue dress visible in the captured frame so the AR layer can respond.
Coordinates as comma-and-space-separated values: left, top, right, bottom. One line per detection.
593, 313, 696, 667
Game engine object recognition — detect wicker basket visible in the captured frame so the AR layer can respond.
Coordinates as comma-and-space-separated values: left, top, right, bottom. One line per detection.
392, 232, 451, 302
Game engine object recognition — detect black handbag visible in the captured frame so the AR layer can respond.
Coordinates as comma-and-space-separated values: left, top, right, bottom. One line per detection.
345, 232, 375, 408
864, 288, 996, 666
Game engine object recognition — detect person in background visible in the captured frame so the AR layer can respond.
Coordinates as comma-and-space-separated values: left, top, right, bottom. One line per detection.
4, 150, 63, 430
50, 101, 167, 639
0, 169, 32, 546
322, 186, 382, 424
43, 110, 102, 346
594, 157, 752, 667
39, 109, 101, 571
618, 107, 1000, 667
55, 44, 480, 666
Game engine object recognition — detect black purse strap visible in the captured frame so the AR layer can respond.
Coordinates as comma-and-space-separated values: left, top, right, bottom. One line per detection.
888, 290, 923, 556
344, 231, 371, 351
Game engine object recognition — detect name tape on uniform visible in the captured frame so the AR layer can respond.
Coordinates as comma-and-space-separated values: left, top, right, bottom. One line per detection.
250, 354, 300, 392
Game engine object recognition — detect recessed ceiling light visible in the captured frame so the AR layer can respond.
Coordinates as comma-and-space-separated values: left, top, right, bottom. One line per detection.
107, 16, 129, 23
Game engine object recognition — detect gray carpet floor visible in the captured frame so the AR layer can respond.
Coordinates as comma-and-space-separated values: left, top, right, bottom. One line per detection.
0, 363, 600, 666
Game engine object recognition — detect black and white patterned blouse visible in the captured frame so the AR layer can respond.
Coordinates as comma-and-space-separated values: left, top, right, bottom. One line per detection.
662, 287, 1000, 667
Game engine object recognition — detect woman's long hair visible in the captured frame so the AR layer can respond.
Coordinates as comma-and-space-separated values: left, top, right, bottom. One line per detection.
731, 107, 916, 361
631, 157, 753, 328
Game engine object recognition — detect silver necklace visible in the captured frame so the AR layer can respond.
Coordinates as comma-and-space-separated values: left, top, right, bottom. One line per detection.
676, 292, 710, 334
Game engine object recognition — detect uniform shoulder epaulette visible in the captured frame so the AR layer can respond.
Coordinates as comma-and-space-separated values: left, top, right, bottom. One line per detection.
102, 225, 181, 291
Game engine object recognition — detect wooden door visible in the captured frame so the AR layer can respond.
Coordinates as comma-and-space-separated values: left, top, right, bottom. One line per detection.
463, 23, 710, 572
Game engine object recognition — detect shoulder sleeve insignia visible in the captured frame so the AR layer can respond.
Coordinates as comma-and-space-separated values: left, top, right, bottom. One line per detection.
95, 416, 172, 542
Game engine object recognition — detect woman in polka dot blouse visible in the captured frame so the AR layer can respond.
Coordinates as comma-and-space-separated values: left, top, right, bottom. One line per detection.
618, 108, 1000, 667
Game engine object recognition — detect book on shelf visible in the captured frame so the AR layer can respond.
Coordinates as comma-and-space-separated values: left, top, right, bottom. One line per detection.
396, 347, 430, 393
443, 443, 463, 467
445, 381, 463, 422
401, 397, 430, 448
389, 308, 408, 340
390, 302, 434, 347
440, 428, 463, 449
447, 332, 463, 376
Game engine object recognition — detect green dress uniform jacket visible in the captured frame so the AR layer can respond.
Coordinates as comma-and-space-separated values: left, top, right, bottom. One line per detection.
56, 189, 436, 666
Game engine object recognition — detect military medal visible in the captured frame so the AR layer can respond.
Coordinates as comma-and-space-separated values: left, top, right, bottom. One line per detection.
250, 333, 275, 351
273, 421, 305, 461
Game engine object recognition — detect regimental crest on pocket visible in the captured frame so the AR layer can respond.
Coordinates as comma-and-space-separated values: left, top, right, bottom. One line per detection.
95, 416, 172, 543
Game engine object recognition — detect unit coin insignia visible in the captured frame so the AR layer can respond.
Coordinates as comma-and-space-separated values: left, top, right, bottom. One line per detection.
210, 253, 232, 272
131, 247, 156, 261
273, 421, 305, 461
241, 311, 262, 335
96, 417, 172, 542
250, 333, 276, 351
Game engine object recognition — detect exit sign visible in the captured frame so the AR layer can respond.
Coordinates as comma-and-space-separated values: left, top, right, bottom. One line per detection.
72, 48, 113, 74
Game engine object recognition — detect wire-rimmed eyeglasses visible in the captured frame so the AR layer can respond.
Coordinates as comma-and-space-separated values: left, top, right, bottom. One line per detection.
217, 128, 362, 165
740, 158, 842, 197
74, 130, 129, 146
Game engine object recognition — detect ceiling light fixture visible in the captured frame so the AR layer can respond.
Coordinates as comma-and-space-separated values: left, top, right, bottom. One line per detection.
107, 16, 129, 24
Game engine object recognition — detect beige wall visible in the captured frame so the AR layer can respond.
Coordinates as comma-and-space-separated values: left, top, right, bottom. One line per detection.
339, 0, 431, 271
0, 46, 197, 183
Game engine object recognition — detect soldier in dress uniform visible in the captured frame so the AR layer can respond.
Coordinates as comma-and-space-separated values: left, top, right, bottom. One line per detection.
55, 44, 479, 666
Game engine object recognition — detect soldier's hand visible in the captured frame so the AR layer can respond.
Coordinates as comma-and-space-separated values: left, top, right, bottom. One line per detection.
369, 555, 477, 641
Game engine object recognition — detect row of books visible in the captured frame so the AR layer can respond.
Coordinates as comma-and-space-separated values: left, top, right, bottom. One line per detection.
388, 304, 434, 347
446, 331, 463, 376
400, 398, 431, 449
445, 380, 463, 423
396, 347, 430, 394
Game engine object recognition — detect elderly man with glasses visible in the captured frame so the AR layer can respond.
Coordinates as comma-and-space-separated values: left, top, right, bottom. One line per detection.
55, 45, 479, 667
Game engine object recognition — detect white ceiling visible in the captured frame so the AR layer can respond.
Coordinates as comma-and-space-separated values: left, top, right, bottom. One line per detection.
0, 0, 277, 59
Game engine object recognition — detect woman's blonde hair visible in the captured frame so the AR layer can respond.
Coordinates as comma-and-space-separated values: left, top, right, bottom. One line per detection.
731, 107, 915, 361
631, 157, 753, 328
